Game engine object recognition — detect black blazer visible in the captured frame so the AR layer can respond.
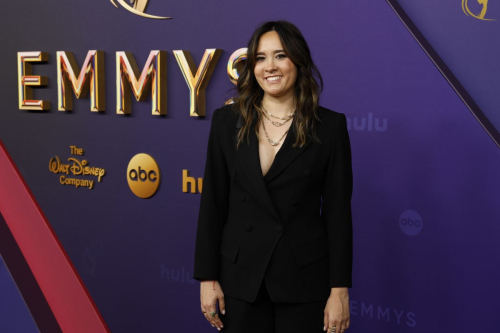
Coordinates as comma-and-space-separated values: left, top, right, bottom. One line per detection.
193, 103, 353, 303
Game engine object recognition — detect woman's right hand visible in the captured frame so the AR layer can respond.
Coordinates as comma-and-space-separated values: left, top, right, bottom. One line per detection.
200, 280, 225, 330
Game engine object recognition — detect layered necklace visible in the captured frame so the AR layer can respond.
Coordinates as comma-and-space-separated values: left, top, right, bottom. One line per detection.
257, 103, 295, 146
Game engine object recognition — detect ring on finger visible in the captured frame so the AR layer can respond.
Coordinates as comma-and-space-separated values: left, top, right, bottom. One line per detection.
210, 311, 216, 317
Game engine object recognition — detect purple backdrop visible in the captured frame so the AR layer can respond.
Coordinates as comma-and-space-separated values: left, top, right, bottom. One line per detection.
0, 0, 499, 331
0, 256, 38, 332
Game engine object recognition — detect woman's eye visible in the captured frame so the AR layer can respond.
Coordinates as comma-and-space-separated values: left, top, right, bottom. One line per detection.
256, 56, 265, 61
276, 53, 287, 59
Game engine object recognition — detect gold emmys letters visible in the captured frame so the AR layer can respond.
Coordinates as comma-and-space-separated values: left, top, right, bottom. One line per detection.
116, 50, 167, 115
173, 49, 222, 117
17, 52, 50, 110
57, 51, 106, 112
18, 48, 247, 115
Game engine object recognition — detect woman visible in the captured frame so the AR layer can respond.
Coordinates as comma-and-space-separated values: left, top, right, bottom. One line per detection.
193, 20, 353, 333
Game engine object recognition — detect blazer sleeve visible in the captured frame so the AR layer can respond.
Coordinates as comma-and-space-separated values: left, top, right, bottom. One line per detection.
321, 113, 353, 288
193, 108, 230, 281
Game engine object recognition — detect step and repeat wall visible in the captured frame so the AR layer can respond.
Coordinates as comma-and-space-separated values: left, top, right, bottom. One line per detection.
1, 0, 499, 332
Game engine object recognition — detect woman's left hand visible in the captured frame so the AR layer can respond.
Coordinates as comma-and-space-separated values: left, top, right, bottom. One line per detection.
323, 287, 350, 332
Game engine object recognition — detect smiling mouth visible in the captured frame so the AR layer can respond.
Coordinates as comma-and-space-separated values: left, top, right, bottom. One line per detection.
266, 76, 282, 82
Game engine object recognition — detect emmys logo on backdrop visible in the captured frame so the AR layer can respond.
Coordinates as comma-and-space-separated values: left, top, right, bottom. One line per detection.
462, 0, 496, 21
16, 48, 224, 115
127, 153, 160, 198
48, 146, 107, 190
350, 300, 417, 327
109, 0, 171, 19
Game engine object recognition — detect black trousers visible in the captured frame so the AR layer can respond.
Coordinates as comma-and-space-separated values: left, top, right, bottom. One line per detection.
220, 281, 327, 332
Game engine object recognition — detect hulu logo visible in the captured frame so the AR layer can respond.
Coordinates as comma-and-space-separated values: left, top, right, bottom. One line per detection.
346, 113, 387, 132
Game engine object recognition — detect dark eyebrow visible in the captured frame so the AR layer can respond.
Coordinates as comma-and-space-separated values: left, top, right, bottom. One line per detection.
255, 50, 285, 55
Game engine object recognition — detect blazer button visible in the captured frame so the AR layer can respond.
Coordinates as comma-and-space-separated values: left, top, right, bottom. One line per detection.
240, 194, 246, 202
292, 200, 300, 207
245, 223, 253, 232
304, 169, 312, 177
274, 225, 284, 233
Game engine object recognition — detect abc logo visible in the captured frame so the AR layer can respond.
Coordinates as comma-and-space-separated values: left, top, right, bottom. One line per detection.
127, 153, 160, 198
399, 210, 423, 236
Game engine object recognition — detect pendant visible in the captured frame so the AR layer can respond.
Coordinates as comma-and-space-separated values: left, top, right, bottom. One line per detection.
267, 139, 279, 146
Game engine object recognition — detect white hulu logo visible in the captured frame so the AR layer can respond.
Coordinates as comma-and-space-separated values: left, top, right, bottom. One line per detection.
346, 113, 388, 132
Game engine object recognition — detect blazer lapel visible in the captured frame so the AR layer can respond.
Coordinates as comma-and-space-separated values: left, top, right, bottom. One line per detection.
233, 108, 308, 223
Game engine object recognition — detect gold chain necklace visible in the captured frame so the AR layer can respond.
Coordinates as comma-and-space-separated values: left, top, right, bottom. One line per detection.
260, 104, 295, 120
257, 103, 295, 146
261, 111, 293, 127
261, 117, 290, 146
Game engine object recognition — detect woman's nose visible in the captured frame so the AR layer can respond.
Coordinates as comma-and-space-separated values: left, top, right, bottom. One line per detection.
265, 59, 277, 71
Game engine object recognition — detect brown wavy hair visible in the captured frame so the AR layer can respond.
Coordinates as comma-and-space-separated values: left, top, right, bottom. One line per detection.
234, 20, 323, 149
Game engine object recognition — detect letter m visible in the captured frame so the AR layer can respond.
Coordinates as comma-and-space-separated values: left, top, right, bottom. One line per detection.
377, 306, 390, 322
116, 51, 167, 115
361, 303, 373, 318
57, 51, 105, 111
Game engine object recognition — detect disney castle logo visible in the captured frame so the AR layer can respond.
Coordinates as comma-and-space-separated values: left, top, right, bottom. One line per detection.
462, 0, 496, 21
109, 0, 171, 20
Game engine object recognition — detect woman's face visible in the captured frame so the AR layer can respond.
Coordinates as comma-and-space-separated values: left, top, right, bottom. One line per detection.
253, 31, 298, 100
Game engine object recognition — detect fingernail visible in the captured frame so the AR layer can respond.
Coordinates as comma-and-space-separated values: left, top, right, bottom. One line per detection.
222, 310, 226, 315
323, 326, 326, 331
